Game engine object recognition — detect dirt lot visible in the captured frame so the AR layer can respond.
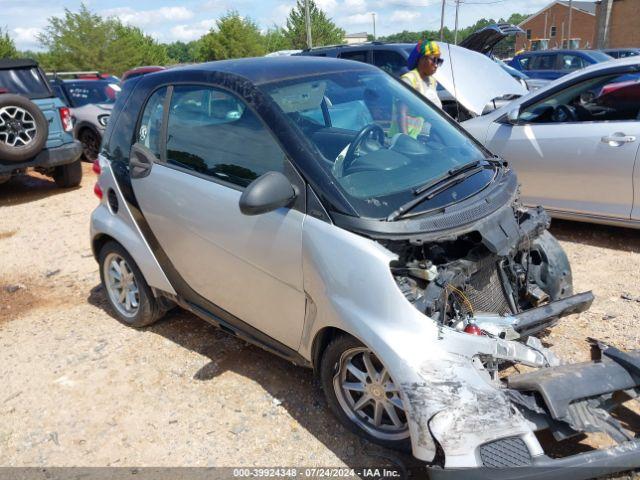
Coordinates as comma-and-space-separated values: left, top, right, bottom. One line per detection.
1, 164, 639, 475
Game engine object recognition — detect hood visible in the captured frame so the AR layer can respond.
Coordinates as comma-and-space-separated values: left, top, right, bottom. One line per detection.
458, 23, 524, 56
434, 43, 527, 116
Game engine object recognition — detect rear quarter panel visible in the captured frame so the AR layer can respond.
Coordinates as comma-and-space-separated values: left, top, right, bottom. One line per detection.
32, 97, 74, 148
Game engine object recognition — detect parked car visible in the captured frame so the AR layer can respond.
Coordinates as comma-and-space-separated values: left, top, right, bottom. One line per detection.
509, 49, 613, 80
91, 56, 640, 478
602, 48, 640, 59
50, 76, 121, 161
0, 59, 83, 187
296, 41, 526, 119
463, 56, 640, 228
121, 66, 165, 83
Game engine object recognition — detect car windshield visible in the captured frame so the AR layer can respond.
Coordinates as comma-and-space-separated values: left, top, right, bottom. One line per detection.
0, 67, 50, 98
588, 50, 614, 62
260, 69, 491, 218
63, 80, 121, 107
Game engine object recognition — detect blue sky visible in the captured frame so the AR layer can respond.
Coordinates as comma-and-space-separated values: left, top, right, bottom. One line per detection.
2, 0, 569, 51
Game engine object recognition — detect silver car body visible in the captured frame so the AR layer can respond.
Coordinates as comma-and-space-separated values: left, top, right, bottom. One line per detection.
92, 154, 556, 465
462, 57, 640, 228
91, 60, 640, 475
72, 102, 112, 139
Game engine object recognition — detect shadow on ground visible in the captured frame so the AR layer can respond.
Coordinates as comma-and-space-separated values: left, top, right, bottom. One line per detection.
550, 219, 640, 253
87, 284, 425, 477
0, 173, 80, 207
88, 283, 640, 474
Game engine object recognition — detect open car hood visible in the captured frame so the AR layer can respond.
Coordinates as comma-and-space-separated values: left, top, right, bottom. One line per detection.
458, 23, 525, 55
434, 43, 527, 115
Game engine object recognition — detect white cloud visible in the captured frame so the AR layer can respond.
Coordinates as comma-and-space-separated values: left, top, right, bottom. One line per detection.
265, 2, 295, 27
169, 19, 217, 41
389, 10, 418, 23
102, 6, 194, 27
12, 27, 42, 50
316, 0, 338, 11
343, 0, 368, 13
342, 13, 373, 26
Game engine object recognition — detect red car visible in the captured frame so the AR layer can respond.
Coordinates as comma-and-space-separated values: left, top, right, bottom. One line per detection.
121, 66, 166, 83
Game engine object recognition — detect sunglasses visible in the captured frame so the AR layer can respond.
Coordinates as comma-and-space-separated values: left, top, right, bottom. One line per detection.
427, 56, 445, 67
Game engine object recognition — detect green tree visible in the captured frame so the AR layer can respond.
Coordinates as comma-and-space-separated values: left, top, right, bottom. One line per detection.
283, 0, 345, 49
0, 27, 18, 58
196, 11, 265, 61
263, 26, 292, 53
37, 3, 168, 75
165, 40, 198, 63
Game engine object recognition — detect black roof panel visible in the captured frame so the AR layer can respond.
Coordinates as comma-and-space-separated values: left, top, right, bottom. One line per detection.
0, 58, 39, 70
154, 56, 378, 85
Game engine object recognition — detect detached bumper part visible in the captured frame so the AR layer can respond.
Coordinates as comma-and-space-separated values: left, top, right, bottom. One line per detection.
430, 348, 640, 479
428, 438, 640, 480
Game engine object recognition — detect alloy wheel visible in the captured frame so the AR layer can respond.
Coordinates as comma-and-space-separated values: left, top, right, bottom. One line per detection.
0, 106, 37, 147
333, 347, 409, 441
103, 252, 140, 318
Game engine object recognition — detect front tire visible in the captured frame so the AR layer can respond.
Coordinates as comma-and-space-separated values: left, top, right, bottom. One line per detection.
320, 335, 411, 451
78, 128, 100, 162
98, 241, 165, 327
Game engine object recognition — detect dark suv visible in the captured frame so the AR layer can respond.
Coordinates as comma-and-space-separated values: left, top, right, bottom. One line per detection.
0, 59, 83, 187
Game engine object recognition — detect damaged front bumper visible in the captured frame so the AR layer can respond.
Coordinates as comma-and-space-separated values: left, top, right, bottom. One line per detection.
427, 345, 640, 479
429, 439, 640, 480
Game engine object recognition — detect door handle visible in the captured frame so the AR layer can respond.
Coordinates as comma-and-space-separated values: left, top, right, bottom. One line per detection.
601, 132, 636, 146
130, 145, 154, 179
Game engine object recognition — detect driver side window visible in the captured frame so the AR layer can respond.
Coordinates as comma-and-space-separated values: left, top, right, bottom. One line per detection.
519, 72, 640, 124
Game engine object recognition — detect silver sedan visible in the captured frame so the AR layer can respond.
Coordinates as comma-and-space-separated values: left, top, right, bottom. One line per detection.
463, 56, 640, 229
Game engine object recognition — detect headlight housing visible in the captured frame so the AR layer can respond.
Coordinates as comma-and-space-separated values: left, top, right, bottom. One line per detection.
98, 114, 110, 127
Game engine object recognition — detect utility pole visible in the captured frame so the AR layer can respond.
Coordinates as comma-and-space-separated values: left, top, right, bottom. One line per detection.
372, 12, 376, 40
567, 0, 573, 48
305, 0, 312, 48
439, 0, 446, 41
453, 0, 460, 44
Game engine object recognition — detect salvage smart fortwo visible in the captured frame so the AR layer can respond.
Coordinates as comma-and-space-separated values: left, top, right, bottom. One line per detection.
91, 57, 640, 477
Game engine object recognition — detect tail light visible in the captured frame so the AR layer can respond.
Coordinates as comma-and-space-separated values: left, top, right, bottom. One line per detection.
94, 182, 103, 199
59, 107, 73, 132
92, 159, 101, 175
464, 323, 484, 336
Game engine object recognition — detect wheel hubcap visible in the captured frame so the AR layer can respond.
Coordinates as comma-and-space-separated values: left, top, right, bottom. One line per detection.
333, 347, 409, 441
0, 106, 37, 147
103, 253, 139, 318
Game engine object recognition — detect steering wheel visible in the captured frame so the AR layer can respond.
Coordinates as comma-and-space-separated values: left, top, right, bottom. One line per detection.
551, 105, 578, 123
340, 124, 386, 175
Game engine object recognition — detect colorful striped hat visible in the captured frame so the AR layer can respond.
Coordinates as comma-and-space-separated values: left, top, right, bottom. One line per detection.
407, 40, 441, 70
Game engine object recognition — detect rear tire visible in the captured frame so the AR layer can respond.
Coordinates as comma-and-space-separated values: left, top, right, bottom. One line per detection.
0, 94, 48, 163
53, 159, 82, 188
320, 334, 411, 452
98, 241, 165, 328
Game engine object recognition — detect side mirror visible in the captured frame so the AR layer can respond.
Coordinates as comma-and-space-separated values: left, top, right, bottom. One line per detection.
239, 171, 297, 216
507, 107, 520, 125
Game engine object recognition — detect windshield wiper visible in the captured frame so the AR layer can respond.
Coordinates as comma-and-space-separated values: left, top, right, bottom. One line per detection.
413, 160, 481, 195
386, 163, 485, 222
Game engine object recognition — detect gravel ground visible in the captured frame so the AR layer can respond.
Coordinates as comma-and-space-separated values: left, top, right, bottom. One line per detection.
1, 165, 639, 477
